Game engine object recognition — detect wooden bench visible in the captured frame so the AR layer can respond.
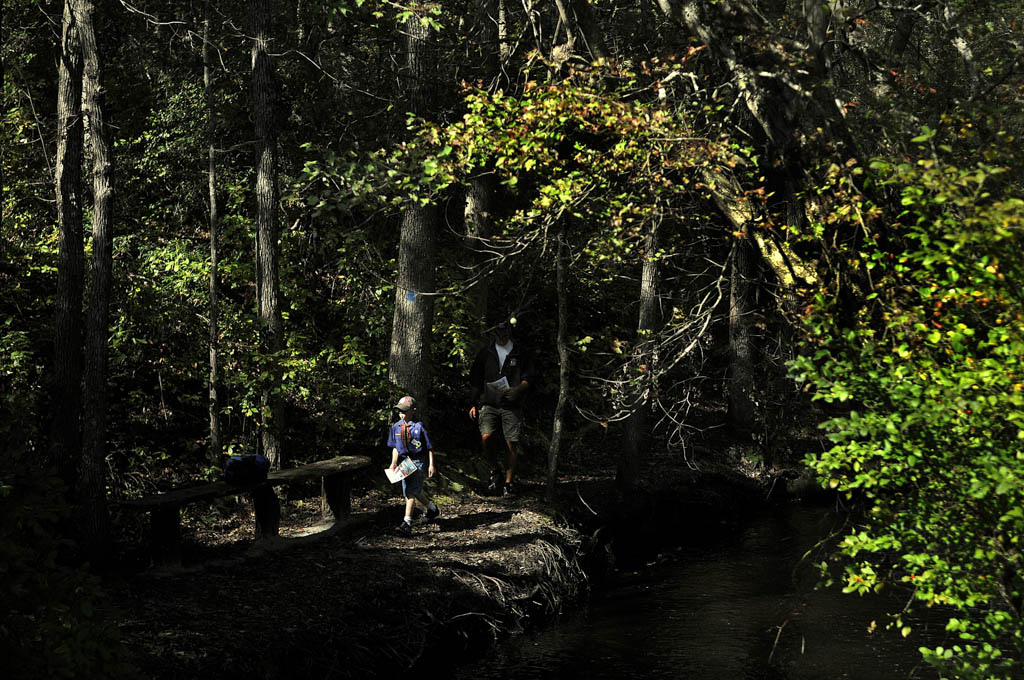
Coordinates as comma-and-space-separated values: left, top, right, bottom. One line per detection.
118, 455, 372, 563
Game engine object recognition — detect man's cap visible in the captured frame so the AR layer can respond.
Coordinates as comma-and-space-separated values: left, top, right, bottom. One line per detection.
395, 395, 416, 412
493, 316, 517, 331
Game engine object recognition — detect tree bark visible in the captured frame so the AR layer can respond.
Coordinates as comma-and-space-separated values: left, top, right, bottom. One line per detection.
497, 0, 509, 64
250, 0, 284, 469
655, 0, 788, 145
553, 0, 610, 61
463, 1, 502, 322
891, 10, 919, 59
552, 0, 576, 55
53, 0, 84, 491
546, 221, 570, 502
619, 217, 660, 492
728, 231, 759, 434
701, 165, 818, 295
205, 0, 222, 464
803, 0, 829, 74
390, 203, 437, 406
569, 0, 608, 60
472, 0, 507, 90
944, 5, 981, 100
389, 9, 438, 410
655, 0, 855, 157
464, 175, 492, 323
78, 0, 113, 559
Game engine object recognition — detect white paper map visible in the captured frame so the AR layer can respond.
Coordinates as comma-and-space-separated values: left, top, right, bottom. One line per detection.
385, 457, 418, 483
484, 376, 510, 402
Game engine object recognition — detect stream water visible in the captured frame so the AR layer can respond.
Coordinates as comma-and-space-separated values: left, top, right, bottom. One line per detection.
450, 505, 947, 680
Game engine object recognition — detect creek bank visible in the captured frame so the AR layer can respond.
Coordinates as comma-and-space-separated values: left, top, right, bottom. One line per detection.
410, 464, 781, 678
112, 486, 586, 680
111, 463, 792, 679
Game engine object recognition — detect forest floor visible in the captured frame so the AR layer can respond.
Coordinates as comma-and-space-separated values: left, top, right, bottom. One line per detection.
106, 427, 781, 680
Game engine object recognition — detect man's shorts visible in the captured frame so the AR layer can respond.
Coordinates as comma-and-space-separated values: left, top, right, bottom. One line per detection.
478, 405, 523, 442
401, 457, 426, 498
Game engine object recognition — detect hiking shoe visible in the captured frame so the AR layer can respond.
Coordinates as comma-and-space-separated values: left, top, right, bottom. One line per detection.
487, 472, 504, 495
425, 505, 440, 521
395, 521, 413, 537
503, 481, 516, 497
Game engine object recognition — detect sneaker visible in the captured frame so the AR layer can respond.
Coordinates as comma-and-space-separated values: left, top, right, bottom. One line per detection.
487, 472, 504, 495
425, 505, 440, 521
503, 481, 516, 497
395, 521, 413, 537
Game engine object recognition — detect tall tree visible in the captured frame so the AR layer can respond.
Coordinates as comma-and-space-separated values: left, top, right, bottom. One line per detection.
569, 0, 608, 60
462, 0, 506, 322
553, 0, 608, 61
653, 0, 854, 278
546, 219, 570, 502
78, 0, 114, 556
463, 174, 493, 322
52, 0, 85, 492
204, 0, 222, 464
249, 0, 284, 468
619, 215, 661, 491
389, 6, 439, 409
473, 0, 508, 87
727, 230, 759, 434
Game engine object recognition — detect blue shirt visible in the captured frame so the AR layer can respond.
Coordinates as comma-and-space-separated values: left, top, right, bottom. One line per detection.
387, 419, 433, 458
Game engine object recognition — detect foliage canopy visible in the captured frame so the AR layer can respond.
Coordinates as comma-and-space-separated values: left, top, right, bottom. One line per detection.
792, 137, 1024, 679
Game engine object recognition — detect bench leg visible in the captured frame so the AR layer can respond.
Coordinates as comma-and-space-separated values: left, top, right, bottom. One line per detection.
251, 485, 280, 538
322, 473, 351, 521
150, 507, 182, 564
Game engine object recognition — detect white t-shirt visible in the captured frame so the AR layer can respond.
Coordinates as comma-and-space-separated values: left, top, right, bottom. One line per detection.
495, 340, 513, 369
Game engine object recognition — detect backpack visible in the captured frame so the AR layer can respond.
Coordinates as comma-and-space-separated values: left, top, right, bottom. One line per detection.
224, 453, 270, 486
399, 421, 426, 455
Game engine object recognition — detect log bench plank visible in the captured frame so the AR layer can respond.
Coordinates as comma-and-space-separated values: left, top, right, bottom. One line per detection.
118, 455, 371, 563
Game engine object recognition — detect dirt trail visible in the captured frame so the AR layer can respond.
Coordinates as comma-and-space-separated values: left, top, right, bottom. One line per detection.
111, 479, 594, 680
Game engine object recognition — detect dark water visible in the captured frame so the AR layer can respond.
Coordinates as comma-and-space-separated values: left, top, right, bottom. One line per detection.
451, 506, 946, 680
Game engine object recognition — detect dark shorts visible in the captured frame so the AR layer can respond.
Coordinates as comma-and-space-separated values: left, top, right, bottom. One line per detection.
478, 405, 523, 442
401, 457, 426, 497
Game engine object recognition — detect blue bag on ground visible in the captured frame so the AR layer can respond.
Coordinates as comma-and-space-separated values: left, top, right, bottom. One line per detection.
224, 454, 270, 485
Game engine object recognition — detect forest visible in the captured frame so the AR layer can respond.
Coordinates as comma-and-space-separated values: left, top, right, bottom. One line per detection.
2, 0, 1023, 678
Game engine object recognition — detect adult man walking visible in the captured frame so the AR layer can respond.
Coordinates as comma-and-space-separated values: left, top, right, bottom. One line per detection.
468, 318, 537, 495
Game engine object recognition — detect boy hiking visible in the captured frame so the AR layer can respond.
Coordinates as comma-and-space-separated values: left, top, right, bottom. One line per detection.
387, 396, 440, 536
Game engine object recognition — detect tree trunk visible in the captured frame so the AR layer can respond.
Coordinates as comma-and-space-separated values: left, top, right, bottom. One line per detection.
473, 0, 507, 90
389, 9, 437, 410
636, 221, 661, 343
728, 231, 759, 434
654, 0, 854, 156
655, 0, 845, 313
464, 175, 492, 323
546, 221, 570, 502
390, 204, 437, 406
891, 10, 919, 59
78, 0, 113, 559
463, 1, 502, 322
619, 217, 660, 492
569, 0, 608, 60
803, 0, 831, 74
205, 0, 222, 464
296, 0, 308, 44
497, 0, 509, 63
944, 6, 981, 101
654, 0, 787, 145
552, 0, 576, 54
53, 0, 84, 491
250, 0, 284, 469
